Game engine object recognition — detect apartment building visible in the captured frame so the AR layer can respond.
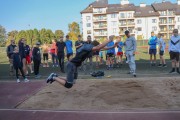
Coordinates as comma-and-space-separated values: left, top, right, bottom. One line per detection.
81, 0, 180, 40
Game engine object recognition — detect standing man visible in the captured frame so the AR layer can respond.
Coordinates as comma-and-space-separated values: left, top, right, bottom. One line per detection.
92, 39, 100, 68
83, 35, 93, 74
124, 30, 137, 77
116, 36, 124, 67
6, 39, 17, 76
148, 31, 158, 66
169, 29, 180, 74
56, 36, 66, 73
75, 35, 84, 51
33, 42, 41, 79
65, 35, 73, 61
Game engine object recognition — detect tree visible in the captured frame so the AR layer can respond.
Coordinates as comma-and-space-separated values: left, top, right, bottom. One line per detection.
0, 25, 6, 47
55, 30, 64, 40
6, 30, 18, 46
68, 22, 80, 41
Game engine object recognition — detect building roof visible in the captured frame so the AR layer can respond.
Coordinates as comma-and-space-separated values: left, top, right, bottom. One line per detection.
175, 4, 180, 15
134, 5, 160, 17
152, 1, 176, 11
81, 6, 93, 14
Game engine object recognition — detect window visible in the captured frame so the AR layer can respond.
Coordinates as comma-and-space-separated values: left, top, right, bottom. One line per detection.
137, 27, 142, 31
152, 26, 157, 31
98, 16, 104, 20
127, 13, 133, 18
120, 13, 125, 18
86, 16, 91, 21
87, 30, 91, 34
178, 17, 180, 22
111, 14, 117, 18
113, 28, 117, 33
137, 19, 142, 24
152, 19, 157, 23
86, 23, 91, 27
98, 8, 103, 13
111, 21, 117, 27
178, 25, 180, 30
169, 26, 174, 31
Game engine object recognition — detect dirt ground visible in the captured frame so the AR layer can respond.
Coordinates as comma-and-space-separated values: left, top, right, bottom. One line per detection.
17, 77, 180, 111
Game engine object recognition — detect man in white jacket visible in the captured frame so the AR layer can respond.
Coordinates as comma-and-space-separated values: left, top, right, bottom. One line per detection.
169, 29, 180, 74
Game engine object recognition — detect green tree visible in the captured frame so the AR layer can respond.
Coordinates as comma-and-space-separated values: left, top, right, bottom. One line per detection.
55, 30, 64, 39
0, 25, 6, 47
6, 30, 18, 46
68, 22, 80, 41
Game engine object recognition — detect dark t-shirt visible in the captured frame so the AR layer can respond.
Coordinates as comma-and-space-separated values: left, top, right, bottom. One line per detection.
24, 45, 30, 56
71, 43, 94, 67
32, 47, 41, 61
56, 41, 66, 53
75, 41, 84, 50
13, 53, 23, 69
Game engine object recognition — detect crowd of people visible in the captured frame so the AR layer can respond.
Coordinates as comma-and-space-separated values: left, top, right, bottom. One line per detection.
6, 29, 180, 85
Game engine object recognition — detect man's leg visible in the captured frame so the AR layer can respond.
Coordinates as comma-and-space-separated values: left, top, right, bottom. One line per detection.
61, 54, 65, 72
129, 53, 136, 77
89, 57, 93, 73
33, 60, 38, 75
126, 52, 132, 73
9, 59, 14, 76
83, 58, 88, 73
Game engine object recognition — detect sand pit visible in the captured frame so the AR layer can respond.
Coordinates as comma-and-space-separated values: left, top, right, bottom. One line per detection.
17, 77, 180, 111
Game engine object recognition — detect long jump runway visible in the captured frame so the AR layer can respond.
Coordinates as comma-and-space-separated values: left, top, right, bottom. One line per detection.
0, 109, 180, 120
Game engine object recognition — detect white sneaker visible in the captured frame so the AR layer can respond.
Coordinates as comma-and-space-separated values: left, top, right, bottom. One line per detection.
17, 79, 20, 83
31, 71, 34, 74
56, 65, 59, 67
24, 78, 30, 82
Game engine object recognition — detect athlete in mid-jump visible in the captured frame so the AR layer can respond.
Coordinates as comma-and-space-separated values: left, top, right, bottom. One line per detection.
46, 35, 118, 89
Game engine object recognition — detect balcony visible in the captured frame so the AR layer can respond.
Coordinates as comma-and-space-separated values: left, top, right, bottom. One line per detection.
94, 25, 107, 30
94, 32, 108, 37
119, 16, 135, 20
159, 21, 176, 25
93, 18, 107, 22
93, 11, 106, 15
159, 29, 167, 33
119, 22, 135, 27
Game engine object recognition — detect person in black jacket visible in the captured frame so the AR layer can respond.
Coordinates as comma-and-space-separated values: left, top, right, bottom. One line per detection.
6, 39, 17, 76
33, 42, 41, 78
13, 47, 29, 83
18, 38, 27, 75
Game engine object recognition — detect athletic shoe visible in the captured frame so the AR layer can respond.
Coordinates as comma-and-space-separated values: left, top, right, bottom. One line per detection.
127, 71, 132, 74
46, 73, 58, 84
24, 78, 29, 82
163, 64, 167, 67
56, 65, 59, 67
31, 71, 34, 74
17, 79, 20, 83
61, 70, 65, 73
35, 75, 41, 79
133, 74, 137, 77
52, 65, 55, 67
169, 69, 176, 74
158, 64, 162, 67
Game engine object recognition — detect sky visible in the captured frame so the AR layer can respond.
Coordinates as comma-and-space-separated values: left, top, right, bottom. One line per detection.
0, 0, 177, 34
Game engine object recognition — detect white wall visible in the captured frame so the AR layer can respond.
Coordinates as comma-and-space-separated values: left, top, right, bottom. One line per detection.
82, 13, 93, 40
135, 17, 159, 39
175, 15, 180, 31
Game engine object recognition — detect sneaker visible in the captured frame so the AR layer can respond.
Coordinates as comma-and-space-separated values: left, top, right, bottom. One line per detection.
177, 70, 180, 74
24, 78, 29, 82
56, 65, 59, 67
163, 64, 167, 67
35, 75, 41, 79
31, 71, 34, 74
17, 79, 20, 83
158, 64, 162, 67
133, 74, 137, 77
46, 73, 58, 84
52, 65, 55, 67
61, 70, 65, 73
169, 69, 176, 74
127, 71, 132, 74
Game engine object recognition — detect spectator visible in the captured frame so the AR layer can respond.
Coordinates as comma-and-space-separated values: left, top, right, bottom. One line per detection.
33, 42, 41, 78
65, 35, 73, 61
75, 35, 84, 51
6, 39, 17, 76
42, 42, 49, 67
169, 29, 180, 74
18, 38, 27, 75
56, 36, 66, 73
24, 39, 34, 74
124, 30, 137, 77
116, 36, 124, 67
92, 39, 100, 68
13, 47, 29, 83
50, 39, 58, 67
148, 31, 158, 66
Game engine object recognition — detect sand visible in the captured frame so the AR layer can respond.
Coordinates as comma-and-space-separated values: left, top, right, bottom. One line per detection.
17, 77, 180, 111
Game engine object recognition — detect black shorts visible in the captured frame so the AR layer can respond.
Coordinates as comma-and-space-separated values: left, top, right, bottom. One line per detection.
159, 51, 164, 56
107, 53, 114, 57
93, 51, 99, 56
43, 53, 48, 61
67, 53, 73, 59
170, 51, 179, 61
149, 49, 157, 55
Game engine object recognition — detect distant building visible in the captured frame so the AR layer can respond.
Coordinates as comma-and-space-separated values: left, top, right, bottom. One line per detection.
81, 0, 180, 40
